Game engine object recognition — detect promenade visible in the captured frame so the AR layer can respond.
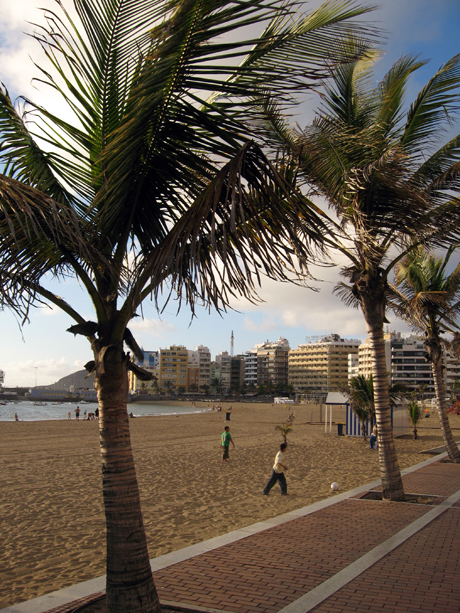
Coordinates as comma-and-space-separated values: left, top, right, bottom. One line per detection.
3, 450, 460, 613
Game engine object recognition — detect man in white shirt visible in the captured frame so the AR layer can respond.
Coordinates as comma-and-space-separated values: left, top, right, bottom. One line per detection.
262, 443, 288, 495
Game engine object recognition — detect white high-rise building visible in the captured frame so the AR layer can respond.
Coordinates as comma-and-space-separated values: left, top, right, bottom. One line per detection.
357, 332, 460, 396
348, 354, 359, 380
243, 349, 258, 388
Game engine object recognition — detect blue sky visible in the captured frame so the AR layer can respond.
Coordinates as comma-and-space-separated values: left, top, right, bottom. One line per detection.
1, 0, 460, 387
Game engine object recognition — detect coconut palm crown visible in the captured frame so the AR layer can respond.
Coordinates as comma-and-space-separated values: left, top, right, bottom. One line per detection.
390, 248, 460, 462
0, 1, 379, 610
266, 51, 460, 499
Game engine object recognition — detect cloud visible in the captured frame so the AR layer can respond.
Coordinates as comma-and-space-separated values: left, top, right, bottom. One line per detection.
129, 317, 176, 337
4, 357, 85, 388
243, 316, 279, 333
230, 258, 413, 347
35, 304, 61, 317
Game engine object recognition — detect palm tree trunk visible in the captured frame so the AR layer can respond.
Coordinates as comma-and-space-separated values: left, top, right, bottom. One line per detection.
94, 342, 161, 613
429, 340, 460, 463
359, 285, 405, 501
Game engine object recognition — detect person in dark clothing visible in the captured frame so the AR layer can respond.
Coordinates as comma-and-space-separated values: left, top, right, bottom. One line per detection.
263, 443, 288, 495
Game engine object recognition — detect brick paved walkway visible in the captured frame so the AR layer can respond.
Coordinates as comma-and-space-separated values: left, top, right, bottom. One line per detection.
4, 457, 460, 613
152, 501, 428, 613
311, 508, 460, 613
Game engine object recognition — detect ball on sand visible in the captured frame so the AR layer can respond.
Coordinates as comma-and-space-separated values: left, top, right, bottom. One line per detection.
331, 482, 339, 491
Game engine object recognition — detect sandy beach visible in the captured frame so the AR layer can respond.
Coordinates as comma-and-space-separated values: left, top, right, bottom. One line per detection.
1, 401, 459, 608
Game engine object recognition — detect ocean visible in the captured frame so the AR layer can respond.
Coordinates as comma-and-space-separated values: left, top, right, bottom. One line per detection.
0, 400, 211, 421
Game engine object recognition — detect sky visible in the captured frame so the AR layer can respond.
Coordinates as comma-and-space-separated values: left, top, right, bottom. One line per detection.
1, 0, 460, 387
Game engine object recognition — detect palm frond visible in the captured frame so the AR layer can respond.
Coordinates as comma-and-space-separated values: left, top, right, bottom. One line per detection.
402, 54, 460, 154
0, 85, 87, 209
376, 54, 426, 137
127, 141, 331, 316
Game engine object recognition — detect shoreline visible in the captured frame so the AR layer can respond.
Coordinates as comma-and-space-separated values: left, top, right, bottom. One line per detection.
2, 403, 459, 608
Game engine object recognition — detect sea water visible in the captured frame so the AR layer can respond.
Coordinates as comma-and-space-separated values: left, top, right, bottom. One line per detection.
0, 400, 211, 421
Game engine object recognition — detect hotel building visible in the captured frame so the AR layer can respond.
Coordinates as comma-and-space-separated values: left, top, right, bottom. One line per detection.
289, 333, 360, 394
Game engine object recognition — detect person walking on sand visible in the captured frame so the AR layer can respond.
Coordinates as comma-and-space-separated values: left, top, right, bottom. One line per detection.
221, 426, 235, 462
263, 443, 288, 495
225, 406, 232, 421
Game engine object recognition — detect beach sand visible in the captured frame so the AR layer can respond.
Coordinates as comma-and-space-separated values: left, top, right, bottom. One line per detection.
1, 401, 459, 608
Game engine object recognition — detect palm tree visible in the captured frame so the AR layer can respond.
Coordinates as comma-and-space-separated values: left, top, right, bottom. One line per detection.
341, 374, 407, 440
275, 411, 295, 443
269, 52, 460, 499
0, 1, 377, 609
210, 377, 221, 393
406, 398, 422, 440
390, 248, 460, 461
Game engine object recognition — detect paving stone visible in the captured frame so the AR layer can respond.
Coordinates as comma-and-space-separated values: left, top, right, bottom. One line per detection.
25, 462, 460, 613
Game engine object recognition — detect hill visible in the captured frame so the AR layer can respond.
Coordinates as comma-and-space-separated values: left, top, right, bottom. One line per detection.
46, 370, 95, 391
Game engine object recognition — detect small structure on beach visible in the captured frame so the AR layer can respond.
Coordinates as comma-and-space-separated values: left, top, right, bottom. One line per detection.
325, 392, 411, 437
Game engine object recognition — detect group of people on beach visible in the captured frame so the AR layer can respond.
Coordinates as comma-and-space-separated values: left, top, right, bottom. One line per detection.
67, 406, 99, 420
221, 418, 289, 496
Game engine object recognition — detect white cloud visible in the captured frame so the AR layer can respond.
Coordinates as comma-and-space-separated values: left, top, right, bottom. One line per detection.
243, 316, 279, 333
4, 357, 85, 388
129, 317, 176, 337
35, 304, 61, 317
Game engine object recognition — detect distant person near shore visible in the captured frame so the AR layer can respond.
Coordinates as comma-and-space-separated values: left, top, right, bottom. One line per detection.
221, 426, 235, 462
263, 443, 288, 496
225, 406, 232, 421
67, 411, 71, 420
75, 406, 80, 420
95, 407, 99, 419
14, 413, 19, 422
369, 426, 377, 450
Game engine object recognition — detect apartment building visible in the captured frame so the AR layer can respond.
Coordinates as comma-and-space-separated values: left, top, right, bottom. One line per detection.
187, 347, 210, 391
348, 354, 359, 380
289, 333, 360, 394
356, 332, 460, 396
210, 362, 222, 391
390, 334, 433, 394
187, 350, 200, 391
254, 338, 290, 388
129, 349, 159, 393
216, 351, 232, 392
358, 333, 392, 381
445, 349, 460, 391
243, 349, 258, 388
196, 345, 211, 391
159, 345, 188, 392
230, 356, 245, 390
